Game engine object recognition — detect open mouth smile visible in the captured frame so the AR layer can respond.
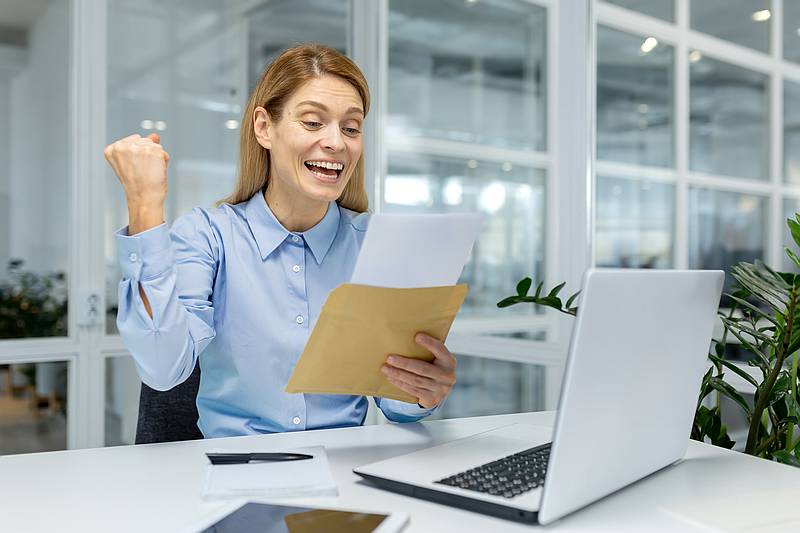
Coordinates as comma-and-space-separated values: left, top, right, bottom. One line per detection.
304, 160, 344, 182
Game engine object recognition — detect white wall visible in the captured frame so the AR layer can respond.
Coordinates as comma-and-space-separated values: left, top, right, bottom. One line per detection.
8, 0, 69, 275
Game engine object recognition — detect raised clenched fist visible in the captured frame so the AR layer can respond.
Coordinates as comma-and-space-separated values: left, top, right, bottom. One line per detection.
104, 133, 170, 234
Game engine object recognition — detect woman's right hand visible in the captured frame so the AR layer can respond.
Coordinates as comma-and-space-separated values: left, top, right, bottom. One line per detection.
104, 133, 170, 234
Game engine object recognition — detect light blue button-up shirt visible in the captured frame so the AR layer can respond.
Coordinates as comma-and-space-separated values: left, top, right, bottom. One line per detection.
116, 192, 435, 438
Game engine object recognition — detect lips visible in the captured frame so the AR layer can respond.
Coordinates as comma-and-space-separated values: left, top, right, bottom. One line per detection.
304, 160, 344, 181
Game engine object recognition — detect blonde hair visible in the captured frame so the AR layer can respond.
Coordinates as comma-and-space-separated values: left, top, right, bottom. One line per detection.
218, 43, 370, 212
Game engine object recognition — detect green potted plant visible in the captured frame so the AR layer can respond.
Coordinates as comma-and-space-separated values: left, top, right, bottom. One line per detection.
0, 259, 68, 339
498, 215, 800, 467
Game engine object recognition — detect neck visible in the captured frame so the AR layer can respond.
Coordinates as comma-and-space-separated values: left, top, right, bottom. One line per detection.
263, 183, 329, 232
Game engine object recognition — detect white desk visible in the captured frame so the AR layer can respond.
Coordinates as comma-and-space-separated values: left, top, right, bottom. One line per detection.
2, 411, 800, 532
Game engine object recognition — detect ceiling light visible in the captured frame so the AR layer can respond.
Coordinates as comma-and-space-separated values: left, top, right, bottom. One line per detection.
154, 120, 167, 131
640, 37, 658, 54
140, 120, 154, 130
752, 9, 771, 22
443, 180, 463, 206
479, 182, 506, 213
688, 50, 703, 63
467, 159, 478, 169
501, 162, 513, 172
225, 119, 239, 130
384, 176, 432, 206
638, 103, 649, 114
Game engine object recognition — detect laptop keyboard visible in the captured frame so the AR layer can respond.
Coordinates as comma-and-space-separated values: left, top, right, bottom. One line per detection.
434, 442, 551, 499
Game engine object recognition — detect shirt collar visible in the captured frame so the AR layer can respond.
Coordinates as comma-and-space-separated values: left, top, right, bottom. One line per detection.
244, 192, 340, 265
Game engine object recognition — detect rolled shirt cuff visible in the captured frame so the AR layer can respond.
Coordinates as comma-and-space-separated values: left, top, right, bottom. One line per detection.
380, 396, 442, 422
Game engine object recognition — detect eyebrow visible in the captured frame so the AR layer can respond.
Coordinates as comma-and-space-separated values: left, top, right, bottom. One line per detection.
295, 100, 364, 117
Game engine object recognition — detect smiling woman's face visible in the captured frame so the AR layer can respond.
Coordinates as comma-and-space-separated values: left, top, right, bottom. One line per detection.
254, 75, 364, 209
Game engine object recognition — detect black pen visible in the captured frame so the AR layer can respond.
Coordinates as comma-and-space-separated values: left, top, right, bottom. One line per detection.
206, 452, 314, 465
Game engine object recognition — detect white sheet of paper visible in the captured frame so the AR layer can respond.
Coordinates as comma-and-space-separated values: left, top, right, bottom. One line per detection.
351, 213, 483, 288
201, 446, 337, 500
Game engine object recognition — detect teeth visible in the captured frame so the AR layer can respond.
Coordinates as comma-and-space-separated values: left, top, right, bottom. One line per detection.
308, 167, 339, 180
306, 161, 343, 171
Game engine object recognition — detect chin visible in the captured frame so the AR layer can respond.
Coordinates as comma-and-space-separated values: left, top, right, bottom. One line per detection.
302, 185, 345, 204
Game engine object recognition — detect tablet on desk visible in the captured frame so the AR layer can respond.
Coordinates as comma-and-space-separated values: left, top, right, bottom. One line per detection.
197, 501, 408, 533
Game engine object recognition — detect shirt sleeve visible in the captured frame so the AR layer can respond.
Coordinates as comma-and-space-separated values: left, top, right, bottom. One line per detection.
115, 211, 218, 391
374, 396, 443, 423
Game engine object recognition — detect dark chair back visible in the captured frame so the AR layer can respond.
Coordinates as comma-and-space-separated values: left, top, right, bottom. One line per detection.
135, 364, 203, 444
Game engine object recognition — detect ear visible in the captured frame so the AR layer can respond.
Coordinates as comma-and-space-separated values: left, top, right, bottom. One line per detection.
253, 106, 273, 149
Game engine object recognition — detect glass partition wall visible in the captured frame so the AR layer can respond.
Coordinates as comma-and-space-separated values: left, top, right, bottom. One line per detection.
99, 0, 557, 440
596, 0, 800, 279
2, 0, 578, 451
595, 0, 800, 447
0, 0, 72, 455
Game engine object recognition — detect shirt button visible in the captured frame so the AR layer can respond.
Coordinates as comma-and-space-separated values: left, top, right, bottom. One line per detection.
128, 252, 139, 263
296, 315, 304, 325
292, 264, 301, 273
292, 416, 301, 425
292, 235, 301, 243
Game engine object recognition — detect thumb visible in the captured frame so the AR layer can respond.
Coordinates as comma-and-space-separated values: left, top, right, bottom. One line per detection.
147, 133, 160, 144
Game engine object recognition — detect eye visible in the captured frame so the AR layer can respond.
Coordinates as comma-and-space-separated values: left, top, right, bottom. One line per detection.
302, 121, 323, 129
342, 127, 361, 137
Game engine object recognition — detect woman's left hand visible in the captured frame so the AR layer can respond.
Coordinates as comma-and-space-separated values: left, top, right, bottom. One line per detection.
381, 333, 457, 408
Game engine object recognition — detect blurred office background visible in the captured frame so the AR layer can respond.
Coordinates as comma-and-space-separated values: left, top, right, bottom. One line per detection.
0, 0, 794, 453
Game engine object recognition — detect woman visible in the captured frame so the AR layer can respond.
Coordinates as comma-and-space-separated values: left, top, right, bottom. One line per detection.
104, 43, 457, 438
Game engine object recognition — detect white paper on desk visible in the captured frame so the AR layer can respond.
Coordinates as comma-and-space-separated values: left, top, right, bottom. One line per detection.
201, 446, 337, 500
351, 213, 483, 288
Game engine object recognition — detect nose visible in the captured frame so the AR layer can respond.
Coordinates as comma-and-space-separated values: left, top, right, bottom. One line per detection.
322, 125, 345, 152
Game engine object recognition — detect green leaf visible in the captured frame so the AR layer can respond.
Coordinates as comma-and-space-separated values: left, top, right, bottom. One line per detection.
788, 216, 800, 250
732, 288, 751, 300
698, 366, 714, 401
767, 372, 791, 406
720, 323, 771, 364
537, 297, 563, 310
719, 317, 776, 345
516, 277, 532, 297
730, 265, 787, 313
725, 294, 778, 326
534, 282, 544, 298
497, 296, 520, 308
565, 291, 580, 309
773, 450, 800, 467
709, 376, 752, 415
714, 341, 725, 358
694, 405, 714, 438
709, 354, 758, 388
548, 282, 566, 298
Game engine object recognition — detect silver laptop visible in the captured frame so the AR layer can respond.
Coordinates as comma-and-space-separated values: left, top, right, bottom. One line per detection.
354, 269, 724, 525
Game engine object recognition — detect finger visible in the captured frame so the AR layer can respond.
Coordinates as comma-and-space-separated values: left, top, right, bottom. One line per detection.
415, 333, 456, 369
104, 134, 140, 157
386, 355, 454, 384
385, 376, 435, 406
382, 365, 438, 392
147, 133, 160, 144
133, 137, 162, 146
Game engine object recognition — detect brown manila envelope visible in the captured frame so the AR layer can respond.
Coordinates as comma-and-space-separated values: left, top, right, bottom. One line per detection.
283, 509, 387, 532
285, 283, 468, 404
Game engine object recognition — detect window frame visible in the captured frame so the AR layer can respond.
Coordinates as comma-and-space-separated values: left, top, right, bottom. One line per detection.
0, 0, 593, 449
